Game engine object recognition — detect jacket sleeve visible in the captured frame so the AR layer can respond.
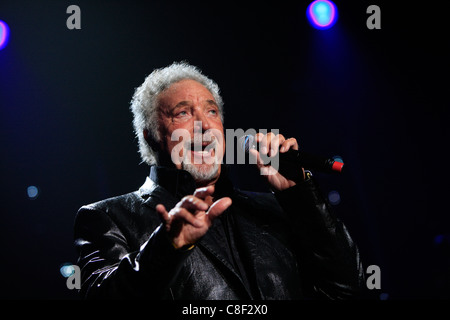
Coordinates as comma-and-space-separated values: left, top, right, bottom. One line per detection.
274, 176, 366, 299
74, 206, 192, 299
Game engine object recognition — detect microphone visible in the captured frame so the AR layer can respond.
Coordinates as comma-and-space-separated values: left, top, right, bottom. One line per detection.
239, 135, 344, 181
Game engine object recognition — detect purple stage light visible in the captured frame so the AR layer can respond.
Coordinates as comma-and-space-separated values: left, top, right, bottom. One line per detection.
0, 20, 10, 50
307, 1, 338, 30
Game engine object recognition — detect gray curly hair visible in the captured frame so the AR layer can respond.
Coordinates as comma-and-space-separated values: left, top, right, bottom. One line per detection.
130, 62, 224, 165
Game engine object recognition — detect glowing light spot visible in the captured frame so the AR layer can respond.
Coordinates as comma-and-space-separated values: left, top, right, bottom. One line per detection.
333, 155, 344, 163
328, 190, 341, 205
433, 234, 450, 246
27, 186, 39, 200
0, 20, 10, 50
379, 293, 389, 300
306, 1, 338, 30
60, 264, 75, 278
434, 234, 444, 245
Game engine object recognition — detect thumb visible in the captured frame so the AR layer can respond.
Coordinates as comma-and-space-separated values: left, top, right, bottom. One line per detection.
207, 197, 232, 222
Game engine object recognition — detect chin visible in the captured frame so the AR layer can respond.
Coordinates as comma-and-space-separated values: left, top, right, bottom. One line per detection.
182, 161, 220, 184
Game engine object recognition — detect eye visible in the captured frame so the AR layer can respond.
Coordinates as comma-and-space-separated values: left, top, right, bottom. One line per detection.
175, 110, 189, 117
208, 109, 218, 115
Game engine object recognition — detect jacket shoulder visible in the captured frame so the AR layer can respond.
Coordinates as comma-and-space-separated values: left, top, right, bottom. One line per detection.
75, 191, 160, 250
79, 191, 143, 214
75, 191, 147, 236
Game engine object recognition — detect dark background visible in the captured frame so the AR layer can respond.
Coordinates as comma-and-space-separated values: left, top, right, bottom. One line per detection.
0, 0, 448, 299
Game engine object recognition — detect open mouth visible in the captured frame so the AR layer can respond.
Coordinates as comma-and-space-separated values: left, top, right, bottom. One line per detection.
190, 141, 215, 156
186, 140, 219, 164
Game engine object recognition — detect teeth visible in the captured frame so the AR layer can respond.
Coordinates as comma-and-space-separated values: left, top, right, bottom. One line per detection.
191, 143, 213, 151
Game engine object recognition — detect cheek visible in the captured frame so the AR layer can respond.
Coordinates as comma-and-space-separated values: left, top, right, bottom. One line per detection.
165, 133, 185, 154
162, 120, 191, 147
164, 125, 192, 156
163, 135, 185, 169
209, 127, 226, 157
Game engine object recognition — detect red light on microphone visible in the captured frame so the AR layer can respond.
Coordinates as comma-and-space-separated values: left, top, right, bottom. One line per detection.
332, 161, 344, 173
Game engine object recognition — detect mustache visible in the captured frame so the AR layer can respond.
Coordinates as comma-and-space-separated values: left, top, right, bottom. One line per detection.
182, 133, 219, 151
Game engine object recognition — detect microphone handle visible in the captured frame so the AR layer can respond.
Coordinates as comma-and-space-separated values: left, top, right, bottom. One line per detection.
277, 149, 343, 181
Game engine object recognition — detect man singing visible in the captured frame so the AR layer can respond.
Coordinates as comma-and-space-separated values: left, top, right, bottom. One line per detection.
74, 62, 365, 299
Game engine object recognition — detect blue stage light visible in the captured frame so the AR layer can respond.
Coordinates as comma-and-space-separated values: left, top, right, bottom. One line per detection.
0, 20, 10, 50
27, 186, 39, 200
60, 264, 75, 278
328, 190, 341, 205
433, 234, 450, 245
379, 293, 389, 300
307, 1, 338, 30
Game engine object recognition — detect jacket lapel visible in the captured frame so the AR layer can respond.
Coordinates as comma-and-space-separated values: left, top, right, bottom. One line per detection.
232, 192, 300, 300
231, 204, 265, 300
197, 218, 231, 269
198, 214, 255, 299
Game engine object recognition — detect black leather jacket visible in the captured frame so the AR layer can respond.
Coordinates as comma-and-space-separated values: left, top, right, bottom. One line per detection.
74, 166, 365, 299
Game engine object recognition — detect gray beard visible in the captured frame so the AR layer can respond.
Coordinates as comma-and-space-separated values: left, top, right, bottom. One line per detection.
180, 135, 221, 184
181, 161, 220, 184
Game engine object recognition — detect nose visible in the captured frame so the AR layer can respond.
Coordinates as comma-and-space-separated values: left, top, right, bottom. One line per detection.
193, 111, 210, 133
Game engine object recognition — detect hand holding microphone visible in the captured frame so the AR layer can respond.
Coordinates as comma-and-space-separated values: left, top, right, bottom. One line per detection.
239, 133, 344, 191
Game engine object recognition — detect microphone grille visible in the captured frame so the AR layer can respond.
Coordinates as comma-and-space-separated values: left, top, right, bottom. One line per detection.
238, 135, 255, 153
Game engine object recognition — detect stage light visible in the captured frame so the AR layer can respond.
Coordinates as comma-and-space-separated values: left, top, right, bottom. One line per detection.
379, 293, 389, 300
433, 234, 450, 246
328, 190, 341, 205
0, 20, 10, 50
60, 264, 75, 278
27, 186, 39, 200
307, 1, 338, 30
434, 234, 444, 245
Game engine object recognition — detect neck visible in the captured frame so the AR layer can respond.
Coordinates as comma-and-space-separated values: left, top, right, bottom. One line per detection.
195, 174, 219, 188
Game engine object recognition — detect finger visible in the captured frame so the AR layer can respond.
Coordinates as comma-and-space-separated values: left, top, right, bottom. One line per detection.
268, 134, 285, 157
249, 148, 265, 169
156, 204, 170, 223
259, 132, 276, 156
193, 185, 215, 199
206, 197, 232, 222
255, 132, 265, 143
255, 133, 267, 154
177, 195, 209, 212
170, 207, 203, 228
249, 149, 277, 176
156, 204, 174, 232
280, 137, 299, 152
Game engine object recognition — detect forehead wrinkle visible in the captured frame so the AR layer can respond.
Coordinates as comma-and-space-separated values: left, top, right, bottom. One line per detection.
173, 100, 193, 109
173, 99, 218, 110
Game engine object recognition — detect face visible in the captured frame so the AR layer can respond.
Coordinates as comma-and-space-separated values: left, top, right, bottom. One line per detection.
155, 79, 225, 185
